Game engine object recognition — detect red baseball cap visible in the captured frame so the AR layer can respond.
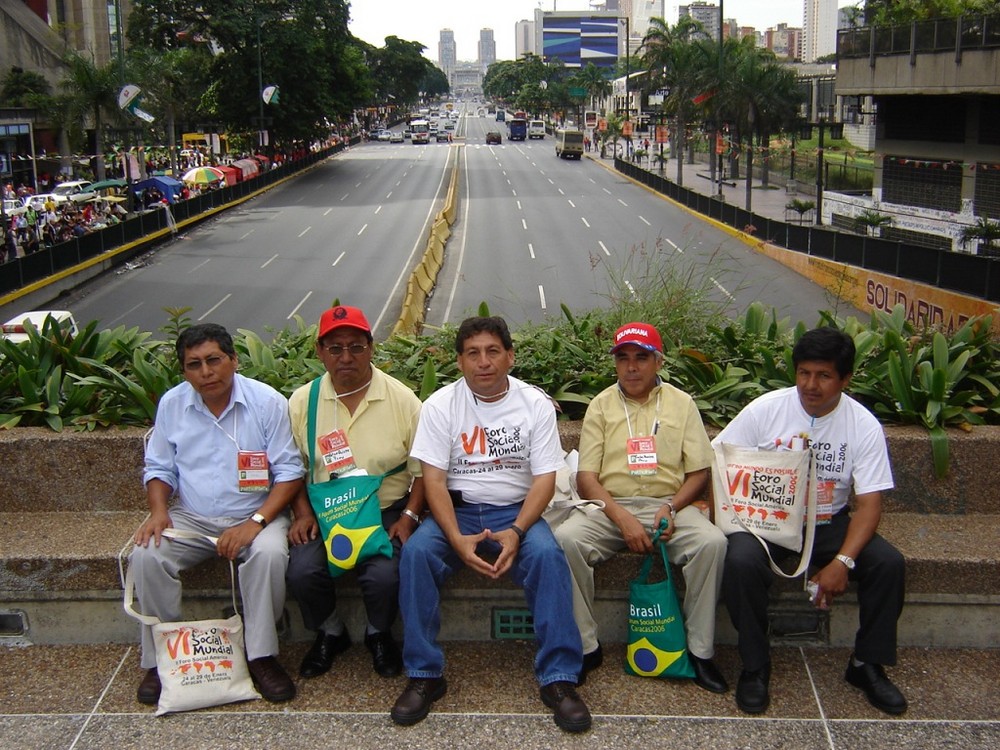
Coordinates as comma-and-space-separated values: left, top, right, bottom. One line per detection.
317, 306, 371, 340
610, 322, 663, 354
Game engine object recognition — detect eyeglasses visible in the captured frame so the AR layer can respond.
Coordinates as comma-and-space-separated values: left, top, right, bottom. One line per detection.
183, 355, 227, 372
322, 343, 370, 357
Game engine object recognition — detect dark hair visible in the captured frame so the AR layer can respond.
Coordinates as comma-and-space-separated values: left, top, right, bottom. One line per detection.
176, 323, 236, 363
792, 327, 855, 377
455, 316, 513, 353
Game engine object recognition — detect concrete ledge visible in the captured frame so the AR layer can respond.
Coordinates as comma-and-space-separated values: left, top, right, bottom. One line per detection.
2, 423, 999, 514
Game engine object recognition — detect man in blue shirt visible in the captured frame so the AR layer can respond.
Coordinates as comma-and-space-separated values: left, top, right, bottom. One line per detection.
130, 323, 305, 705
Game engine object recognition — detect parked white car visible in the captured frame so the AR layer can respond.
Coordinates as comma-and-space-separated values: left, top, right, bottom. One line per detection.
2, 198, 26, 216
1, 310, 80, 344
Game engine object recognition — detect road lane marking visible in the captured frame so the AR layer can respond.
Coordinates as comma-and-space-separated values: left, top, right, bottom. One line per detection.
639, 215, 651, 226
189, 259, 210, 274
625, 281, 637, 299
375, 205, 382, 214
261, 254, 279, 269
538, 285, 547, 310
666, 238, 679, 249
517, 200, 522, 211
385, 191, 392, 199
548, 178, 554, 184
358, 224, 368, 236
239, 230, 254, 240
598, 241, 611, 256
558, 188, 565, 195
581, 217, 590, 228
711, 277, 735, 300
528, 243, 535, 259
341, 194, 349, 201
324, 208, 333, 215
568, 199, 576, 208
603, 187, 612, 194
332, 251, 345, 266
288, 291, 312, 319
618, 199, 628, 206
522, 218, 528, 230
198, 293, 231, 320
298, 226, 311, 238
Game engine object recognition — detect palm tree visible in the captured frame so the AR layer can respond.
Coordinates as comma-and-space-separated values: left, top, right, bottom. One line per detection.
573, 63, 611, 114
60, 53, 120, 182
640, 16, 710, 186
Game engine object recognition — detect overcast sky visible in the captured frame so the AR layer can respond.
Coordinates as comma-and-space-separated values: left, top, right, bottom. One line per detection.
349, 1, 862, 61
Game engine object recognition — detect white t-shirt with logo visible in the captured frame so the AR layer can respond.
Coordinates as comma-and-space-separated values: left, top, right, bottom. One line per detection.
712, 386, 893, 514
411, 376, 564, 506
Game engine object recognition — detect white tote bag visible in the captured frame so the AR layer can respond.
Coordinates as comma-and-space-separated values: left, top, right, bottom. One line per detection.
712, 443, 817, 579
542, 450, 606, 529
122, 528, 261, 715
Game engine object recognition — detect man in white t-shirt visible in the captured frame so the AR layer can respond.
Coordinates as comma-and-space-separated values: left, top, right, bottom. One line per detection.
391, 316, 591, 733
713, 327, 907, 716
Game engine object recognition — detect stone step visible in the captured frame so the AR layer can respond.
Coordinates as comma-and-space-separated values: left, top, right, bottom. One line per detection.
2, 511, 998, 649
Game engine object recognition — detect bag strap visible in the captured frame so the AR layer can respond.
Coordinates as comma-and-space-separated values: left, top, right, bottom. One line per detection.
306, 375, 324, 485
123, 528, 238, 625
636, 522, 676, 586
723, 445, 818, 581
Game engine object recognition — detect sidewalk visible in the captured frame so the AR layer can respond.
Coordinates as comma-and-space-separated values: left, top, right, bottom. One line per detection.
2, 640, 997, 749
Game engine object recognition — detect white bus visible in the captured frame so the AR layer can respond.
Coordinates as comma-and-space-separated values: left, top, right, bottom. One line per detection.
410, 119, 430, 144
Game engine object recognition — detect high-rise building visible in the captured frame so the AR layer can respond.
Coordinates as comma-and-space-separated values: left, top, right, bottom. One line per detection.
679, 2, 720, 42
439, 29, 456, 81
803, 0, 838, 62
515, 19, 536, 59
765, 23, 803, 61
478, 28, 496, 71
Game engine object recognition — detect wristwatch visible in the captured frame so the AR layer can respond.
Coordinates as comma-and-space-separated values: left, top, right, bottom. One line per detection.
835, 553, 855, 570
510, 524, 527, 542
250, 512, 268, 529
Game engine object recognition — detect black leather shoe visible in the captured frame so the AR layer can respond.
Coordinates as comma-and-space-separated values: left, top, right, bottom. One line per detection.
845, 657, 908, 715
248, 656, 296, 702
577, 643, 604, 686
689, 653, 729, 693
540, 681, 592, 733
299, 629, 351, 678
390, 677, 447, 726
365, 631, 403, 678
735, 663, 770, 714
136, 668, 160, 705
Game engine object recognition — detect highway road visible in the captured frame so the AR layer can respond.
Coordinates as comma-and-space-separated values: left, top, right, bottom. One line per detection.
60, 104, 854, 340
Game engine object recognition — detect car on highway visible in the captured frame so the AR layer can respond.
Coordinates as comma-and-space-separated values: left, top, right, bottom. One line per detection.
485, 131, 502, 145
435, 131, 451, 142
52, 180, 97, 203
389, 130, 404, 143
1, 310, 79, 345
375, 129, 392, 142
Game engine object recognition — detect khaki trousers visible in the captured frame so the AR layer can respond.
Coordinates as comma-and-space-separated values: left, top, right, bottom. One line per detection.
554, 497, 727, 659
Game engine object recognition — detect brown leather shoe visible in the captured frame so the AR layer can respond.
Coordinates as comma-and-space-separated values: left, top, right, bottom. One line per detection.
540, 681, 592, 733
247, 656, 296, 702
390, 677, 447, 726
136, 668, 161, 705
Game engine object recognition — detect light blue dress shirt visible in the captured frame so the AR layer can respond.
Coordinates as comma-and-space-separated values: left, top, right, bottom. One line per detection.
144, 373, 305, 518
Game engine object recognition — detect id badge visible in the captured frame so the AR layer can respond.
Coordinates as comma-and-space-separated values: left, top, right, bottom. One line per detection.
816, 480, 834, 525
626, 436, 658, 476
237, 451, 270, 493
318, 428, 357, 475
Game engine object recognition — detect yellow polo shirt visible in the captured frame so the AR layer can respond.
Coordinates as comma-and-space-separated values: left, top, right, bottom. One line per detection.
578, 381, 712, 499
288, 367, 421, 508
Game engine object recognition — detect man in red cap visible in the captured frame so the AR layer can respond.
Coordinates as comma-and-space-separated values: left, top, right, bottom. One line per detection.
553, 321, 729, 693
286, 306, 425, 680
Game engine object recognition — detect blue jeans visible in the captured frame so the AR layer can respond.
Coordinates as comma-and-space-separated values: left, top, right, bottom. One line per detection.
399, 502, 583, 686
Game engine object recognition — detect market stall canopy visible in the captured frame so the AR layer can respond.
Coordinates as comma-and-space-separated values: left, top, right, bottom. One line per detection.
230, 158, 260, 179
89, 178, 128, 192
216, 165, 240, 186
181, 166, 225, 185
131, 175, 184, 204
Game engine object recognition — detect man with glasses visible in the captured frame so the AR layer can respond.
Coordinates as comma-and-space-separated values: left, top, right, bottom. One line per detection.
553, 322, 729, 694
130, 323, 305, 705
286, 306, 424, 679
